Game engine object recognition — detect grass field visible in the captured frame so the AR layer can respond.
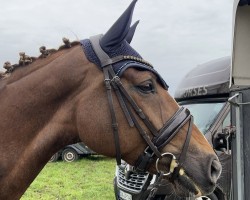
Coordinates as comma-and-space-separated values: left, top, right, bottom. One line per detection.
21, 155, 116, 200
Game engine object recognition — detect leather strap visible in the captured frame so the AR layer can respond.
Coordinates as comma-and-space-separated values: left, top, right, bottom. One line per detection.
153, 107, 191, 150
103, 66, 122, 165
90, 35, 125, 68
171, 116, 193, 180
89, 35, 109, 67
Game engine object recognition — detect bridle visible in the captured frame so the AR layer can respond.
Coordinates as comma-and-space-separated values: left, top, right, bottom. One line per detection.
88, 35, 194, 178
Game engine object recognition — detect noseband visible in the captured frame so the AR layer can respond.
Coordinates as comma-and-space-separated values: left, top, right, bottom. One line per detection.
88, 35, 194, 178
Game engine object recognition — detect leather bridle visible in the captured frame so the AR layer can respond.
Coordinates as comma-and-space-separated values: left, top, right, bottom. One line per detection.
88, 35, 194, 178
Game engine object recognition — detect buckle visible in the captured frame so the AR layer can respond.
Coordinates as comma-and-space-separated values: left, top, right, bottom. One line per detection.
144, 146, 154, 156
135, 147, 155, 172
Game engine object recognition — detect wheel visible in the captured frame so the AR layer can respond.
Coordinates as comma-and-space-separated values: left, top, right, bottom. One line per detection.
62, 148, 79, 162
49, 152, 60, 162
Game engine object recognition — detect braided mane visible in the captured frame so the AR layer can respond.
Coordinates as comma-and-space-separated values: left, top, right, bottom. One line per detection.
0, 39, 80, 80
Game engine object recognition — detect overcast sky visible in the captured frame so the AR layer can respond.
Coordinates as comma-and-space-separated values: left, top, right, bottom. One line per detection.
0, 0, 234, 94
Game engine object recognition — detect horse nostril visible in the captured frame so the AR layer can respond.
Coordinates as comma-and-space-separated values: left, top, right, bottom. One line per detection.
210, 159, 222, 183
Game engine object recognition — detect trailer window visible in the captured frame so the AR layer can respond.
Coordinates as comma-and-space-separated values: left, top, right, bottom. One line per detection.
184, 102, 225, 134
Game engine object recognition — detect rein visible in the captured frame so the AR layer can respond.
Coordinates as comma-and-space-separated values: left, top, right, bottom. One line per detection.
89, 34, 194, 179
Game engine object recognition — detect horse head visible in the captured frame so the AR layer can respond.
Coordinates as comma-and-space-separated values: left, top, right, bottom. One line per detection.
78, 0, 222, 197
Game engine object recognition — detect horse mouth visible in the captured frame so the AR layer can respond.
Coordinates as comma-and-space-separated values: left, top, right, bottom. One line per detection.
172, 172, 202, 198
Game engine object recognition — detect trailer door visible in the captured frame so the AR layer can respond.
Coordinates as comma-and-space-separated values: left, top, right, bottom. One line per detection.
231, 1, 250, 200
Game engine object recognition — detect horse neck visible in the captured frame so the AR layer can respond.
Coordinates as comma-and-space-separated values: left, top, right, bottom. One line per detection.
0, 46, 87, 140
0, 46, 92, 199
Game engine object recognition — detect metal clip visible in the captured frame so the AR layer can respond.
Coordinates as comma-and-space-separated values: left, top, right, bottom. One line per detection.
104, 78, 111, 90
155, 152, 177, 176
111, 76, 122, 86
224, 126, 235, 155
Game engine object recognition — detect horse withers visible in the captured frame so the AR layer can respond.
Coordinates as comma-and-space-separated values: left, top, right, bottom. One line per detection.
0, 0, 221, 199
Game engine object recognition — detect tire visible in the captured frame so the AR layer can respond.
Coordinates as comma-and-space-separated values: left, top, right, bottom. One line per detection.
49, 152, 60, 162
62, 148, 79, 162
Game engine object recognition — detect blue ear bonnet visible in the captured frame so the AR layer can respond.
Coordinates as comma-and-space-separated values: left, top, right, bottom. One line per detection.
81, 39, 168, 90
80, 0, 168, 90
80, 38, 141, 71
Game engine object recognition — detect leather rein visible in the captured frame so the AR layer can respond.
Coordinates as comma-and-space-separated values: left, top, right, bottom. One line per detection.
89, 35, 194, 178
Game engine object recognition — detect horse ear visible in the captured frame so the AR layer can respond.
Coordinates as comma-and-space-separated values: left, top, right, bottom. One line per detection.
125, 20, 139, 44
100, 0, 138, 51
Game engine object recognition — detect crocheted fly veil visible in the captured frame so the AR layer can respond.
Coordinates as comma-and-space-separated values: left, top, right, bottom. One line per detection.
80, 0, 168, 90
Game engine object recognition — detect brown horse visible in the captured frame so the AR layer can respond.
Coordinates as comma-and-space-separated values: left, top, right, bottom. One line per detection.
0, 1, 221, 199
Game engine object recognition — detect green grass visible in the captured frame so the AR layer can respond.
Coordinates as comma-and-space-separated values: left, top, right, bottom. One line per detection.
21, 156, 116, 200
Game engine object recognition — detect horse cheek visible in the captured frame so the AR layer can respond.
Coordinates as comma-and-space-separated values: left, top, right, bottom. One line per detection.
75, 100, 115, 156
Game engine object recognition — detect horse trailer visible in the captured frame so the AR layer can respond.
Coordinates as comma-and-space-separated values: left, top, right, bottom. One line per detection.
49, 142, 95, 162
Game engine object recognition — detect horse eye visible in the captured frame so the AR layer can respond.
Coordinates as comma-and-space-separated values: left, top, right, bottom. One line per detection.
136, 82, 155, 94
